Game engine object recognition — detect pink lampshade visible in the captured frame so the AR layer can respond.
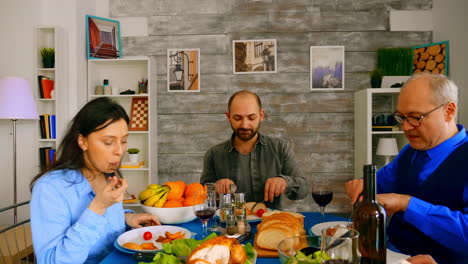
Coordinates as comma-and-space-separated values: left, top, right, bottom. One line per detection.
0, 77, 38, 119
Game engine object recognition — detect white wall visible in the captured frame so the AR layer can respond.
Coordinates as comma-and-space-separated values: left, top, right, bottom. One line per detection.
0, 0, 98, 223
432, 0, 468, 124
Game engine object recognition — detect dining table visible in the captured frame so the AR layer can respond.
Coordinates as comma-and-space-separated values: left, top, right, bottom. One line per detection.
99, 211, 350, 264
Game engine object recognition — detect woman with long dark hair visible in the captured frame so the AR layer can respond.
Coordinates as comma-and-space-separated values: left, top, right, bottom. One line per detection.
30, 97, 159, 264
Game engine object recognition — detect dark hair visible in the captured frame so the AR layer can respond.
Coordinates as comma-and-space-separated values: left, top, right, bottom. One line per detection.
30, 97, 129, 190
228, 90, 262, 112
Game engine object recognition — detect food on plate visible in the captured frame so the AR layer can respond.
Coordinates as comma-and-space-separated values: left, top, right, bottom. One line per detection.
187, 236, 247, 264
140, 242, 158, 250
256, 209, 265, 217
245, 202, 267, 216
155, 231, 186, 244
143, 231, 152, 240
256, 211, 305, 251
122, 242, 143, 250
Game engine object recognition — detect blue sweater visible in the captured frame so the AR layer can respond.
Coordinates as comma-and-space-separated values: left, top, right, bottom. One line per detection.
377, 125, 468, 264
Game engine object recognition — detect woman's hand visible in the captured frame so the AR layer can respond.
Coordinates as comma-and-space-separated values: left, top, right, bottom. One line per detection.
125, 213, 161, 228
89, 176, 128, 215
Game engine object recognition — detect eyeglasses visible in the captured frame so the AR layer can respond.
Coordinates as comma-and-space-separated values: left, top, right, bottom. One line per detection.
393, 104, 445, 127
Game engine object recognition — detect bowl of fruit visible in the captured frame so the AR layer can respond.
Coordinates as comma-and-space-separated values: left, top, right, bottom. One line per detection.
138, 182, 206, 224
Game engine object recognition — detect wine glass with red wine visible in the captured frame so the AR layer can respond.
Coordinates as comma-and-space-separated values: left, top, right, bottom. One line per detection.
312, 181, 333, 217
193, 190, 216, 238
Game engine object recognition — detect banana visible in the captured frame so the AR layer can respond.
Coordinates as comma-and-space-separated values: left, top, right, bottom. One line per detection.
138, 188, 157, 202
147, 184, 162, 190
153, 186, 170, 207
144, 186, 170, 207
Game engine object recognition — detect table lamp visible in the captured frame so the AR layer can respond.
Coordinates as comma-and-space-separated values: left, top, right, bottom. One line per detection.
0, 77, 39, 224
376, 138, 399, 165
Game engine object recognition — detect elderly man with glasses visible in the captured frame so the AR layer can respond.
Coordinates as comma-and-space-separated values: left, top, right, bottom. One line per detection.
346, 73, 468, 264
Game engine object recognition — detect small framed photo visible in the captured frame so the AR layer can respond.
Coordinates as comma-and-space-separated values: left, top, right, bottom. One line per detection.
310, 46, 345, 91
412, 41, 449, 75
86, 15, 122, 59
167, 48, 200, 92
233, 39, 277, 74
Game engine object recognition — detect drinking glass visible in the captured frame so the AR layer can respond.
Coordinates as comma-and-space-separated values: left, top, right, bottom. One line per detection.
321, 226, 360, 264
233, 192, 246, 218
205, 183, 220, 232
192, 190, 216, 238
312, 181, 333, 217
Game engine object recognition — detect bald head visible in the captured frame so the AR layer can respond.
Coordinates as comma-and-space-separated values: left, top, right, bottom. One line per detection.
228, 90, 262, 112
402, 73, 458, 106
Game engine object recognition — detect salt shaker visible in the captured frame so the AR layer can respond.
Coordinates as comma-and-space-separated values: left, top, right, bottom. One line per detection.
226, 214, 237, 235
236, 214, 250, 235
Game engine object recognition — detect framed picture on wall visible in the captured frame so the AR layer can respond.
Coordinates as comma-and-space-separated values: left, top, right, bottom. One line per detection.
167, 48, 200, 92
233, 39, 277, 74
411, 41, 449, 75
86, 15, 122, 59
310, 46, 345, 91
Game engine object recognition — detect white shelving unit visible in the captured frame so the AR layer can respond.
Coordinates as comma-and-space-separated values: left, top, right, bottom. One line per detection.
87, 57, 155, 196
354, 88, 408, 178
34, 26, 67, 172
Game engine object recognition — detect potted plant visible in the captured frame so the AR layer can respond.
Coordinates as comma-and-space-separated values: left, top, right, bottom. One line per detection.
127, 148, 140, 162
369, 68, 384, 88
40, 47, 55, 68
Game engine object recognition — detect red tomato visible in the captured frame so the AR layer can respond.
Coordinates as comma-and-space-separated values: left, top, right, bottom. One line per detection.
256, 209, 265, 217
143, 231, 152, 240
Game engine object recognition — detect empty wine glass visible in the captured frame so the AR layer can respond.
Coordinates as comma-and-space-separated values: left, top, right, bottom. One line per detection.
193, 190, 216, 238
312, 181, 333, 217
205, 183, 220, 232
321, 226, 360, 264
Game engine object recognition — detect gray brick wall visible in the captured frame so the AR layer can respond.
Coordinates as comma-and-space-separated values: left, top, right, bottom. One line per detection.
110, 0, 432, 212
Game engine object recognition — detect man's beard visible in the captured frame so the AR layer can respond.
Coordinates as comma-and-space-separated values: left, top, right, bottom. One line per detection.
234, 127, 259, 141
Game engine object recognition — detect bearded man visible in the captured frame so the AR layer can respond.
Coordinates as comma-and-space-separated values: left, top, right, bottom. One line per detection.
200, 90, 307, 209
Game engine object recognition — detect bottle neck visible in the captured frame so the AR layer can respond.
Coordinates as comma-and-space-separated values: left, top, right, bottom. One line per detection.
363, 164, 376, 201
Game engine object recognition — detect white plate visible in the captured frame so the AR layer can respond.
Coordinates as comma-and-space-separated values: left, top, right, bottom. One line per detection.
387, 249, 410, 264
310, 221, 350, 236
116, 225, 191, 253
215, 209, 270, 222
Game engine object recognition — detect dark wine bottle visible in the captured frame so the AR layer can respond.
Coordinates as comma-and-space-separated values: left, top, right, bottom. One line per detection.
352, 164, 387, 264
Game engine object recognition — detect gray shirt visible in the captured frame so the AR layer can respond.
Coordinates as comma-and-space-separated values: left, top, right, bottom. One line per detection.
200, 133, 308, 209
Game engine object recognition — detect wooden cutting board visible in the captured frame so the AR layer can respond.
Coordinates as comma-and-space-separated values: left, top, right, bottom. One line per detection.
253, 233, 278, 258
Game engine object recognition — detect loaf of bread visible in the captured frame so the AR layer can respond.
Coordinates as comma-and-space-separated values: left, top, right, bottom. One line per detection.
255, 211, 305, 251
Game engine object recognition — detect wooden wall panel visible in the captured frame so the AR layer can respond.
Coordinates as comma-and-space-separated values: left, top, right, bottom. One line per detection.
110, 0, 433, 213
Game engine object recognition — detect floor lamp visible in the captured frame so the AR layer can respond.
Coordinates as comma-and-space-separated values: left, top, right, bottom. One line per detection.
0, 77, 38, 224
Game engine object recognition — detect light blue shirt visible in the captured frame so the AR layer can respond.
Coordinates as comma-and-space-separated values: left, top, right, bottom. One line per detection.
31, 169, 126, 264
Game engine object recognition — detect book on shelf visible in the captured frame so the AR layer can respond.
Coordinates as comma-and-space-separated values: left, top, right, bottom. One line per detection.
37, 75, 45, 98
44, 114, 50, 139
39, 115, 46, 139
372, 126, 400, 132
50, 115, 56, 139
42, 79, 54, 99
120, 161, 145, 169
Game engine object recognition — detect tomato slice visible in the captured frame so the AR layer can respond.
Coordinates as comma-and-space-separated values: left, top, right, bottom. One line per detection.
143, 231, 152, 240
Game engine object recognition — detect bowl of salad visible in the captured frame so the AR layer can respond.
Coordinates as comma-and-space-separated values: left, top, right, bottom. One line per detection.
278, 235, 328, 264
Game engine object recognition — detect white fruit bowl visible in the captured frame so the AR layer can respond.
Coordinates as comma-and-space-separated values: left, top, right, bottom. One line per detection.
140, 204, 197, 224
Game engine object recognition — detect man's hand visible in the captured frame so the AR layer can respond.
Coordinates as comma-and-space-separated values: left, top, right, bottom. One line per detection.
125, 213, 160, 228
345, 179, 363, 205
215, 179, 235, 194
406, 254, 437, 264
264, 177, 287, 202
376, 193, 411, 215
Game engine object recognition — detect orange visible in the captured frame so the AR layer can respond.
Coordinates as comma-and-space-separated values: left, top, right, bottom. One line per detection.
183, 195, 205, 206
164, 181, 186, 200
163, 199, 184, 208
184, 183, 205, 198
